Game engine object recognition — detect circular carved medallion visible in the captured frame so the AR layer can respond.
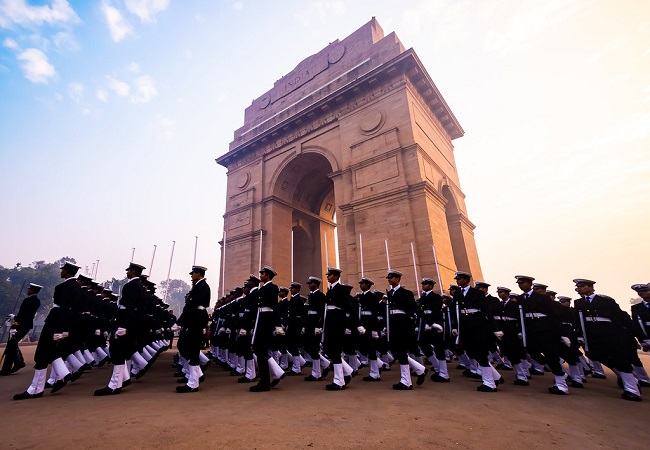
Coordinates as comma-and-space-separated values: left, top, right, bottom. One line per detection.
359, 110, 385, 135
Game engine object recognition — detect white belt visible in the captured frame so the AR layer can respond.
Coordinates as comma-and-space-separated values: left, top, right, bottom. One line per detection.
390, 309, 406, 315
645, 321, 650, 326
584, 316, 612, 322
360, 311, 373, 316
197, 306, 205, 310
460, 308, 480, 314
118, 305, 126, 310
562, 322, 573, 326
423, 310, 433, 314
259, 307, 273, 312
525, 312, 547, 318
326, 305, 341, 311
307, 310, 319, 315
52, 304, 60, 308
494, 316, 517, 321
238, 313, 244, 317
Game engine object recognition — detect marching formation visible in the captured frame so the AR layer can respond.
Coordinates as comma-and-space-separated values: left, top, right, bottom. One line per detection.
4, 260, 650, 403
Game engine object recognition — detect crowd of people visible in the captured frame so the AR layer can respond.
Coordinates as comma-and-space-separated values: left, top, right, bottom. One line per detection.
3, 260, 650, 403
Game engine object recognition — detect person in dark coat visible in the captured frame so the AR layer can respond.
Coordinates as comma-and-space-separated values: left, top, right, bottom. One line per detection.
250, 266, 283, 392
1, 283, 41, 376
573, 278, 640, 401
94, 262, 147, 396
14, 262, 82, 400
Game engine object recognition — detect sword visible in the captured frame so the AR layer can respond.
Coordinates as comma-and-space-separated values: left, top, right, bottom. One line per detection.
385, 296, 390, 343
637, 316, 649, 339
578, 309, 589, 352
518, 304, 527, 348
251, 307, 261, 346
321, 304, 328, 344
455, 302, 460, 346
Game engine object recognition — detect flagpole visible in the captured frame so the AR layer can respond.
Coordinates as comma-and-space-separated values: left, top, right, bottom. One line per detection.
432, 244, 443, 294
221, 231, 226, 298
193, 236, 198, 265
410, 242, 420, 297
163, 241, 175, 303
149, 245, 157, 276
359, 233, 364, 278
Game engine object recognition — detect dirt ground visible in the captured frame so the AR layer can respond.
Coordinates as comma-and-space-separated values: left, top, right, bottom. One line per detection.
0, 345, 648, 449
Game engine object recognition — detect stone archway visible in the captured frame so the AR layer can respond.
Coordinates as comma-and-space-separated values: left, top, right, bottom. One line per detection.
272, 152, 337, 283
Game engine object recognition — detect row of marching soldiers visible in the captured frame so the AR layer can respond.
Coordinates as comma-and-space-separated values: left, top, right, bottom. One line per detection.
208, 267, 650, 400
12, 262, 176, 399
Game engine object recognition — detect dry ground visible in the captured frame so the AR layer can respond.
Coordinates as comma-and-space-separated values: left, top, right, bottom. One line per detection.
0, 345, 648, 449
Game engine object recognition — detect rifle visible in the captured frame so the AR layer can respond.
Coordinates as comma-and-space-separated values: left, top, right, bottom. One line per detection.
1, 280, 27, 364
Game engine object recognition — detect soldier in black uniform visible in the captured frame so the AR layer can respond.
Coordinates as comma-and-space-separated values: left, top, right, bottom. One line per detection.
356, 278, 382, 381
451, 271, 501, 392
175, 265, 210, 393
275, 286, 290, 368
250, 266, 283, 392
631, 283, 650, 386
94, 262, 147, 396
416, 278, 447, 382
322, 268, 354, 390
516, 275, 570, 396
572, 278, 640, 401
492, 287, 528, 386
286, 282, 307, 376
386, 270, 428, 390
14, 262, 82, 400
1, 283, 41, 376
301, 276, 329, 381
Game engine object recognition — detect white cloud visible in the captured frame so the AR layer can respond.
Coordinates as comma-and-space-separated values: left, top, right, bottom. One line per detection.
17, 48, 55, 83
131, 74, 157, 103
68, 81, 84, 103
106, 75, 130, 97
124, 0, 169, 23
293, 1, 346, 27
232, 2, 243, 10
52, 31, 79, 51
96, 88, 108, 102
128, 62, 140, 73
0, 0, 80, 27
101, 0, 133, 43
3, 36, 19, 49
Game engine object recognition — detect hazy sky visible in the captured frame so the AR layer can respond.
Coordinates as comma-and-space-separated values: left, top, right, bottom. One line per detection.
1, 1, 648, 309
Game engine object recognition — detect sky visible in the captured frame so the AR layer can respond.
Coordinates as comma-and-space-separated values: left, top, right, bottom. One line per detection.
1, 0, 649, 310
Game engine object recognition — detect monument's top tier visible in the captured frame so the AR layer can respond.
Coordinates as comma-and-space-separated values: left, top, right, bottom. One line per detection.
225, 17, 462, 155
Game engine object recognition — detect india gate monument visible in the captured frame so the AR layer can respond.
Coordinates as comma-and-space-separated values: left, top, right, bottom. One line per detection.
216, 18, 483, 294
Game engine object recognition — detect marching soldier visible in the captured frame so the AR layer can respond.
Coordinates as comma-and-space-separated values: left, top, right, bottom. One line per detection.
286, 282, 307, 376
451, 271, 501, 392
357, 277, 382, 382
94, 262, 147, 396
250, 266, 284, 392
14, 262, 82, 400
385, 270, 428, 390
323, 267, 354, 391
416, 278, 447, 382
572, 278, 641, 401
175, 265, 210, 393
630, 283, 650, 386
1, 283, 41, 376
300, 276, 329, 381
492, 287, 528, 385
236, 278, 259, 383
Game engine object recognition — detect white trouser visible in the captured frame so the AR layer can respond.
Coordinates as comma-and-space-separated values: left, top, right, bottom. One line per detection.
332, 363, 345, 387
108, 364, 124, 389
480, 365, 496, 389
407, 356, 425, 376
399, 364, 411, 387
27, 369, 47, 395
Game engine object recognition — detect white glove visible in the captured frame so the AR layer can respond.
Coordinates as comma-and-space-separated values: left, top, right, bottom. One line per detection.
8, 314, 14, 320
371, 330, 380, 339
494, 331, 504, 340
9, 329, 16, 337
217, 327, 225, 334
115, 327, 127, 337
517, 333, 523, 340
344, 328, 352, 335
577, 337, 585, 344
357, 326, 366, 335
103, 331, 109, 339
314, 328, 323, 335
171, 324, 181, 332
424, 324, 432, 331
95, 329, 101, 336
202, 328, 207, 334
225, 328, 231, 334
60, 331, 69, 339
432, 323, 443, 333
275, 326, 285, 336
239, 329, 247, 336
301, 327, 305, 335
451, 329, 458, 336
53, 333, 64, 341
159, 328, 165, 333
561, 336, 571, 347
